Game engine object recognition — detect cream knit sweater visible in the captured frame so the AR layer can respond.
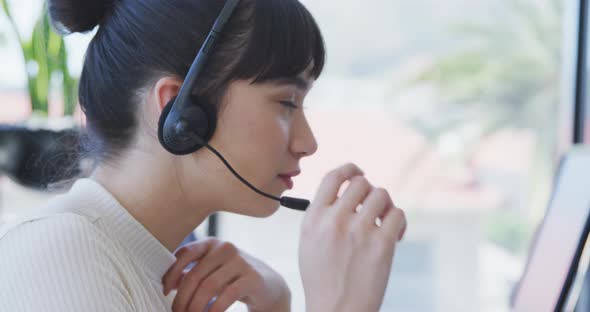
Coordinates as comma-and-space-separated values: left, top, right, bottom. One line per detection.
0, 178, 178, 311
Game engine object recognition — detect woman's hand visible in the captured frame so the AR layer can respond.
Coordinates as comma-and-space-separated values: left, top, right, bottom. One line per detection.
299, 163, 407, 312
162, 238, 290, 312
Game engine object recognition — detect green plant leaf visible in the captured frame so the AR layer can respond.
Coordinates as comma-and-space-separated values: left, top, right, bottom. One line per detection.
1, 0, 12, 19
30, 14, 50, 113
3, 2, 78, 116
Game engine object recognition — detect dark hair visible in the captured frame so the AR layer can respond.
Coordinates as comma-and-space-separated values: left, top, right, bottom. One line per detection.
48, 0, 325, 165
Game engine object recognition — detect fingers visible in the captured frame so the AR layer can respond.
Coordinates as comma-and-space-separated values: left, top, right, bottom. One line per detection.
206, 277, 249, 312
358, 188, 391, 227
311, 164, 407, 241
382, 207, 407, 242
313, 163, 364, 206
171, 241, 239, 312
186, 258, 243, 312
355, 187, 407, 241
162, 238, 214, 295
334, 176, 372, 214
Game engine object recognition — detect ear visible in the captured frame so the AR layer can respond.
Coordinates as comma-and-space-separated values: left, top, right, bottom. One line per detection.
153, 77, 183, 112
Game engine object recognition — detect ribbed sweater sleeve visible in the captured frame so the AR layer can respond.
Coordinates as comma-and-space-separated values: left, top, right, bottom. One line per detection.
0, 214, 136, 312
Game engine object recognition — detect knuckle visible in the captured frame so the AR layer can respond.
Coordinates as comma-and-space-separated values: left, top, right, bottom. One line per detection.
174, 246, 189, 258
176, 239, 210, 258
373, 187, 390, 201
219, 241, 239, 258
389, 207, 403, 219
343, 162, 359, 171
397, 208, 406, 219
323, 163, 362, 186
393, 208, 407, 225
350, 175, 370, 188
208, 237, 221, 245
325, 169, 345, 184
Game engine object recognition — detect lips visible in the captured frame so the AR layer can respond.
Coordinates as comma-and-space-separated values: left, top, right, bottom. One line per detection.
278, 170, 300, 190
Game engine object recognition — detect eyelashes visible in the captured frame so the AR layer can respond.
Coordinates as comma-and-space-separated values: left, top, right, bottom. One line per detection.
279, 100, 299, 109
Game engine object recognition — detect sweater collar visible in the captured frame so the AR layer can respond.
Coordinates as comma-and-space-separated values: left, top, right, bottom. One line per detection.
67, 178, 177, 282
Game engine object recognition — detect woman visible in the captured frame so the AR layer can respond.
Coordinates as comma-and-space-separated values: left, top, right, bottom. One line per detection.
0, 0, 407, 311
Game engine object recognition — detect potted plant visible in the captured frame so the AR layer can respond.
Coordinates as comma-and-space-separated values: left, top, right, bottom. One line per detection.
0, 0, 83, 190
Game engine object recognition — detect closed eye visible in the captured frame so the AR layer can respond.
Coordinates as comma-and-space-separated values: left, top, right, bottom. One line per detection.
279, 100, 299, 109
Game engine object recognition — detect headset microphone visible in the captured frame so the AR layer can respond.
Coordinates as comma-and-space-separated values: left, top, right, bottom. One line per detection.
157, 0, 310, 211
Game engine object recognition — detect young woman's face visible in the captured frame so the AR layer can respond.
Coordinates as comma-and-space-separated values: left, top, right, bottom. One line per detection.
194, 72, 318, 217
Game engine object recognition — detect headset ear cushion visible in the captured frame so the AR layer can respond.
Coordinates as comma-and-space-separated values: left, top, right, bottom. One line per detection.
181, 104, 210, 140
191, 94, 218, 142
158, 97, 210, 155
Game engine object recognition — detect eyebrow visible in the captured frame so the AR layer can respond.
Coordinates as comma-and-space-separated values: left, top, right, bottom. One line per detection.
271, 76, 311, 91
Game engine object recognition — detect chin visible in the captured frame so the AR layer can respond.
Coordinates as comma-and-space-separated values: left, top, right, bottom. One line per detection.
249, 200, 281, 218
232, 197, 281, 218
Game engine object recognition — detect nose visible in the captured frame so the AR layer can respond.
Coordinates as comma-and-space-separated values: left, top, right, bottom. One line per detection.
290, 113, 318, 158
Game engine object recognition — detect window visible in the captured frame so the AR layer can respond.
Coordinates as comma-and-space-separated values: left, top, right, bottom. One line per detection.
219, 0, 566, 311
0, 0, 574, 311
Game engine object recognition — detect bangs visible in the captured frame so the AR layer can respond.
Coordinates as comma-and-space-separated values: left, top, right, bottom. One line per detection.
231, 0, 325, 83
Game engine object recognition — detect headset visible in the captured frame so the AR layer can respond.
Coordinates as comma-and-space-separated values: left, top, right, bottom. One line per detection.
157, 0, 310, 211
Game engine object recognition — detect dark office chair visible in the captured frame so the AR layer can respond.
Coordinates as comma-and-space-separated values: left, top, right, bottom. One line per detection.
0, 125, 81, 189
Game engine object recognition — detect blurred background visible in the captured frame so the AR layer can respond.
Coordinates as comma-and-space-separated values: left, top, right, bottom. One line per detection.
0, 0, 576, 311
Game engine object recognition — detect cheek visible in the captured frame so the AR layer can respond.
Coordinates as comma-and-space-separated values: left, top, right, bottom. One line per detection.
232, 110, 289, 152
217, 108, 290, 175
248, 118, 289, 162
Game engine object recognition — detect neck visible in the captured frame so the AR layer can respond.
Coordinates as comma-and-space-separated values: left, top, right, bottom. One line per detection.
91, 149, 216, 252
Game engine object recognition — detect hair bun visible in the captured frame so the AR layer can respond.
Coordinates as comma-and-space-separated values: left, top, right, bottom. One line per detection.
48, 0, 114, 34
